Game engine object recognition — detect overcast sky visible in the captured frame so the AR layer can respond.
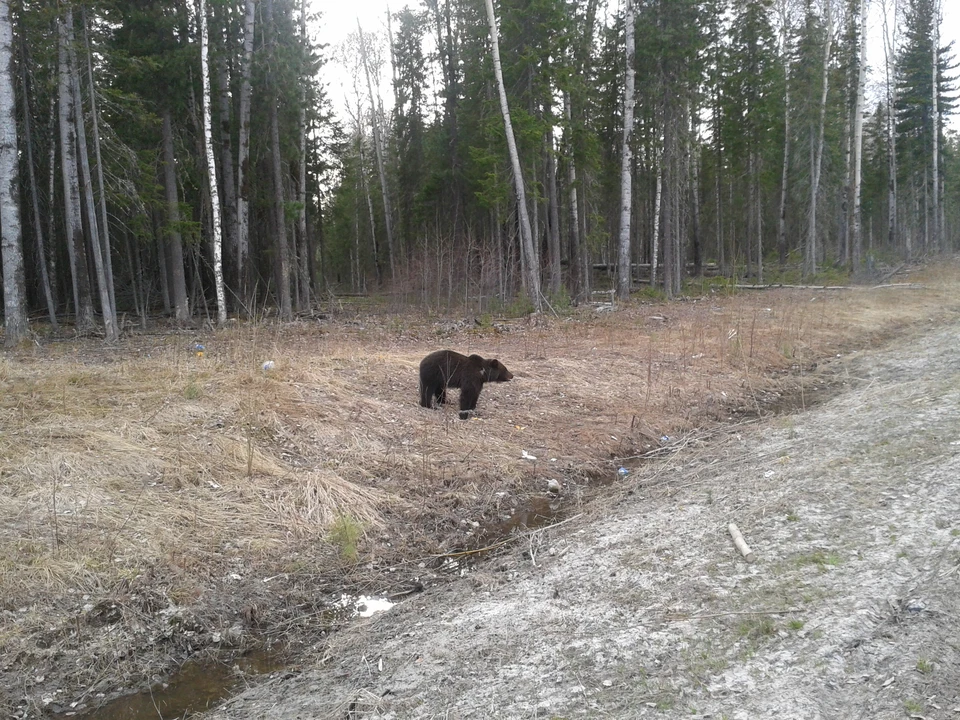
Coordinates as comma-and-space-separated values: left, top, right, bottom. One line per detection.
314, 0, 960, 129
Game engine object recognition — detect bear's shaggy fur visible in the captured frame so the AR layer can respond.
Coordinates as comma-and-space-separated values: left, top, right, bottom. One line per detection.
418, 350, 513, 419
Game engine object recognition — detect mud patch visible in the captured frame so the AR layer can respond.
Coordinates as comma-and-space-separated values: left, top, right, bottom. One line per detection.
66, 649, 285, 720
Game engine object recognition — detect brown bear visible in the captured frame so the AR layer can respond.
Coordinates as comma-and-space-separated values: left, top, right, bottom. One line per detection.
418, 350, 513, 419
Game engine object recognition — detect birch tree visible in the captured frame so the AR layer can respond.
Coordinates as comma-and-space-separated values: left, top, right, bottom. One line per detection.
849, 0, 867, 269
0, 0, 26, 346
616, 0, 636, 300
199, 0, 226, 325
484, 0, 541, 310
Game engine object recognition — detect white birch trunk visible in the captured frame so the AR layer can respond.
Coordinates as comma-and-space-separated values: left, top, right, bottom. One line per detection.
651, 158, 662, 289
199, 0, 227, 325
616, 0, 636, 300
483, 0, 541, 311
850, 0, 867, 269
236, 0, 255, 307
0, 0, 26, 346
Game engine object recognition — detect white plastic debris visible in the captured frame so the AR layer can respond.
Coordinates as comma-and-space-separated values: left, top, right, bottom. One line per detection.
521, 450, 538, 461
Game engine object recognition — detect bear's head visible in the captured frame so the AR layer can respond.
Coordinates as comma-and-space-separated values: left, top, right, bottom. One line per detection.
483, 359, 513, 383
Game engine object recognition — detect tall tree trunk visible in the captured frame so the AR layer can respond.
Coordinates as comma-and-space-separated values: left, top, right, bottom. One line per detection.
777, 0, 792, 269
218, 24, 238, 307
483, 0, 541, 310
0, 0, 26, 346
358, 21, 396, 284
199, 0, 227, 325
850, 0, 867, 269
161, 108, 189, 322
806, 3, 833, 279
67, 10, 116, 341
651, 157, 662, 289
564, 92, 586, 303
82, 8, 116, 321
265, 0, 291, 319
19, 37, 57, 330
882, 0, 898, 251
58, 15, 95, 333
930, 0, 940, 250
616, 0, 636, 300
296, 0, 310, 311
546, 122, 562, 297
236, 0, 255, 309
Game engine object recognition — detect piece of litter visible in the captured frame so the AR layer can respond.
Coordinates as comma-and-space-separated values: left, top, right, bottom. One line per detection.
355, 596, 394, 617
521, 450, 537, 461
262, 360, 275, 372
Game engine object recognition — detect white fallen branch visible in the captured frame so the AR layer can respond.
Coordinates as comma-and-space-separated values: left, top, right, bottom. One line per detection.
728, 523, 756, 563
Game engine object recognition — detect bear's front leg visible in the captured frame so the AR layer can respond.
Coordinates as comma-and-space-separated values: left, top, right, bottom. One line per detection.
459, 385, 480, 420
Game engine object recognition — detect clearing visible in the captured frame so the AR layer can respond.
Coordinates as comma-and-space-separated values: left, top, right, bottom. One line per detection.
2, 266, 959, 719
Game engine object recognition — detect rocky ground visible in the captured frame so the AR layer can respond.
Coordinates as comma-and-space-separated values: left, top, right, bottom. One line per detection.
204, 316, 960, 719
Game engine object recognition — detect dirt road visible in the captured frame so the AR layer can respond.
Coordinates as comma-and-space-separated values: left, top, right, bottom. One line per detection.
205, 317, 960, 719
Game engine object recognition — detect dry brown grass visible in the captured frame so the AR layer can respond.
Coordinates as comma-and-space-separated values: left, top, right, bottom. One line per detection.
2, 261, 960, 714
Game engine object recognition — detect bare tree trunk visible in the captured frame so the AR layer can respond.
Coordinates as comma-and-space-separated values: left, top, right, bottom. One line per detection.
546, 122, 562, 297
930, 0, 940, 250
563, 92, 584, 302
265, 0, 291, 320
67, 9, 116, 341
358, 21, 396, 284
199, 0, 227, 325
82, 8, 116, 321
19, 38, 57, 330
0, 0, 26, 346
161, 108, 190, 322
236, 0, 255, 309
296, 0, 310, 311
806, 1, 833, 279
58, 15, 95, 333
850, 0, 867, 270
483, 0, 541, 310
218, 24, 238, 306
651, 154, 662, 289
616, 0, 636, 300
776, 0, 792, 269
882, 0, 898, 251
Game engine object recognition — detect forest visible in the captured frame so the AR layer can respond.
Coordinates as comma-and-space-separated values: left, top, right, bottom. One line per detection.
0, 0, 956, 344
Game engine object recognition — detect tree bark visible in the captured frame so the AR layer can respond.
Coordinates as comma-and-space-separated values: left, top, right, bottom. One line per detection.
483, 0, 541, 310
358, 21, 396, 284
161, 108, 189, 322
199, 0, 227, 325
850, 0, 867, 269
265, 0, 291, 320
217, 22, 238, 306
236, 0, 255, 309
67, 9, 116, 341
82, 8, 116, 322
58, 14, 95, 333
616, 0, 636, 300
296, 0, 311, 311
776, 0, 792, 269
0, 0, 26, 346
805, 2, 833, 279
930, 0, 940, 250
19, 36, 57, 330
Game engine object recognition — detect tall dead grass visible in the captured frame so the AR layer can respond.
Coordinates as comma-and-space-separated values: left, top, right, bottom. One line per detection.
1, 262, 959, 625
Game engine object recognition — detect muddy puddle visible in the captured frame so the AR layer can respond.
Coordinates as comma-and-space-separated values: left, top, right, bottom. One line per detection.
65, 649, 285, 720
